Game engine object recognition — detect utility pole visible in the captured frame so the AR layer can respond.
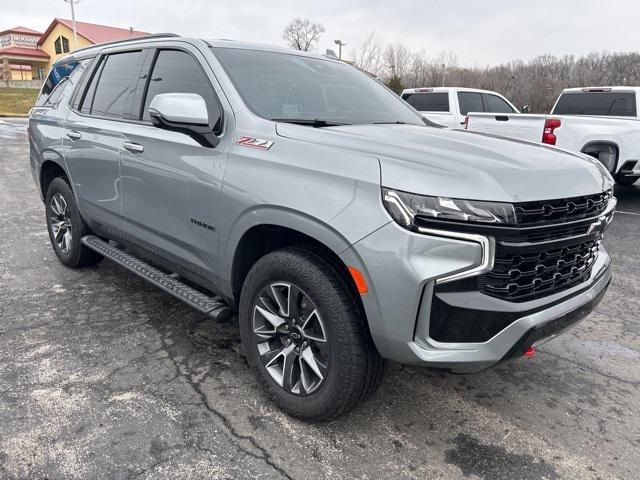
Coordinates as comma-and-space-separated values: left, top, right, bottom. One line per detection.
334, 40, 346, 60
441, 63, 447, 87
63, 0, 82, 50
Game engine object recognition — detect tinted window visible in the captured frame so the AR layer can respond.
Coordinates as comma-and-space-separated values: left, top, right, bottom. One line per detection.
36, 59, 90, 107
142, 49, 220, 126
484, 94, 516, 113
402, 92, 449, 112
91, 51, 144, 118
553, 92, 637, 117
79, 58, 105, 114
213, 47, 423, 126
458, 92, 484, 115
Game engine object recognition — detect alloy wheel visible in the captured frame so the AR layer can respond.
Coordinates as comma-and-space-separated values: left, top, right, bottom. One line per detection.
49, 193, 73, 254
252, 282, 329, 395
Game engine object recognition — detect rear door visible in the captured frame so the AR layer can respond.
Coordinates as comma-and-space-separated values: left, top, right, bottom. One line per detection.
117, 45, 230, 286
64, 49, 147, 229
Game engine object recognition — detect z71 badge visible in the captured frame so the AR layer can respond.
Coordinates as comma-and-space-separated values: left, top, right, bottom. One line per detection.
236, 135, 274, 150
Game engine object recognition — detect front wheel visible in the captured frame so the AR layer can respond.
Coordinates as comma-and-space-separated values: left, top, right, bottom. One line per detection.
239, 247, 384, 421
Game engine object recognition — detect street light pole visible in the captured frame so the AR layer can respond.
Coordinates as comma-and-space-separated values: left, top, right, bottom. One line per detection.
334, 39, 346, 60
63, 0, 82, 50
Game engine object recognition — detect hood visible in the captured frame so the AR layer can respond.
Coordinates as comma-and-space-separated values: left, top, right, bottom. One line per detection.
276, 123, 612, 202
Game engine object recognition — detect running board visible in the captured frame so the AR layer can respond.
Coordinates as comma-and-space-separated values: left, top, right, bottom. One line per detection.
81, 235, 233, 322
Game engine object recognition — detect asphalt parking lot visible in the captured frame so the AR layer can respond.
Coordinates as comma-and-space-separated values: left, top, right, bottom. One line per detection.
1, 117, 639, 479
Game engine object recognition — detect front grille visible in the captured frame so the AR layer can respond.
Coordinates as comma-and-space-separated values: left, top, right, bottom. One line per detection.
480, 237, 601, 302
514, 190, 612, 225
478, 191, 614, 302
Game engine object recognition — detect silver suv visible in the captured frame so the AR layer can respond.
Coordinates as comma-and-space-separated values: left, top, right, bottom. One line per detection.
29, 34, 615, 421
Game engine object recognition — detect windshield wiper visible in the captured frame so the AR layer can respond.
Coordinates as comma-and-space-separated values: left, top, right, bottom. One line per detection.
271, 118, 349, 127
372, 120, 408, 124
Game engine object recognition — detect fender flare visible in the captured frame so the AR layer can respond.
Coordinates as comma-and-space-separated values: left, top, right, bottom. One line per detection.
218, 205, 353, 297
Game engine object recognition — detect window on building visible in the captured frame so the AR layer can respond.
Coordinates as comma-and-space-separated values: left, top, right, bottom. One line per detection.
142, 49, 221, 130
54, 35, 71, 55
90, 50, 144, 118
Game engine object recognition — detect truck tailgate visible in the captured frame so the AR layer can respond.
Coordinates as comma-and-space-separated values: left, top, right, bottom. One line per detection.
466, 112, 548, 143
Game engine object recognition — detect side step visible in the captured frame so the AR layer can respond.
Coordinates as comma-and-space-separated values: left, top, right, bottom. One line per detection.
81, 235, 233, 322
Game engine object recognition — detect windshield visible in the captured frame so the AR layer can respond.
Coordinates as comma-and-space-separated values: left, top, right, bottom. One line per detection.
212, 47, 424, 126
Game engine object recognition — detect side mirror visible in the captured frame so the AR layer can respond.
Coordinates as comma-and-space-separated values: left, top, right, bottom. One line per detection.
521, 105, 531, 113
148, 93, 220, 148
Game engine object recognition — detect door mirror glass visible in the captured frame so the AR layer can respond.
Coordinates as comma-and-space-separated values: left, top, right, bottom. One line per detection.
521, 104, 531, 113
149, 93, 209, 126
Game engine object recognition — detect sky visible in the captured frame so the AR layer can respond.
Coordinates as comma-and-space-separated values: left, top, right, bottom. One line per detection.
5, 0, 640, 66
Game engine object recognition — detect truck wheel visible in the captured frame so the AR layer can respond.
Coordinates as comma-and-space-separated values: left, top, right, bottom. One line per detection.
614, 175, 638, 186
239, 247, 384, 421
45, 177, 102, 268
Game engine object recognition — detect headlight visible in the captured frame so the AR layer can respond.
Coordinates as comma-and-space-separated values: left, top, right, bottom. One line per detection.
382, 188, 516, 228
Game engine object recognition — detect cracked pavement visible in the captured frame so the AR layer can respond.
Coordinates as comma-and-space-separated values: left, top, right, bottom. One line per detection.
1, 117, 639, 479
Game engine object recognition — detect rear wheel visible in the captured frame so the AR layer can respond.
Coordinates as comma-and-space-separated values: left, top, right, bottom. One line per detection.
45, 177, 102, 268
239, 247, 384, 421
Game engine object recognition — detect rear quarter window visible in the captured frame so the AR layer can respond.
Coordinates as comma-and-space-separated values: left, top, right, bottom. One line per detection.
36, 59, 91, 107
401, 92, 449, 112
553, 92, 637, 117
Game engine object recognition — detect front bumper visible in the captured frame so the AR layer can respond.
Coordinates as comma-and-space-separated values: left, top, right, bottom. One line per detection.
341, 220, 612, 372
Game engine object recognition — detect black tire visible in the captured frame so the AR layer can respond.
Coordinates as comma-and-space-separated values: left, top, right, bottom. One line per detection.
45, 177, 102, 268
615, 175, 638, 186
239, 247, 384, 421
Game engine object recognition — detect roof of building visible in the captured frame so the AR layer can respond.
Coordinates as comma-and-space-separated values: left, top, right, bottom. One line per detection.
0, 26, 43, 36
0, 46, 50, 59
38, 18, 148, 46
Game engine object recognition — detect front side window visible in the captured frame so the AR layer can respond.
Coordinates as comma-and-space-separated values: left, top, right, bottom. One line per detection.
90, 50, 144, 118
142, 49, 220, 129
212, 47, 423, 126
401, 92, 449, 112
484, 94, 516, 113
553, 92, 637, 117
458, 92, 484, 115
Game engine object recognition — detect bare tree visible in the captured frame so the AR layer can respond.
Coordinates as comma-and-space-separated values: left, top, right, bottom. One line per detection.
383, 42, 413, 80
352, 31, 384, 75
282, 17, 325, 52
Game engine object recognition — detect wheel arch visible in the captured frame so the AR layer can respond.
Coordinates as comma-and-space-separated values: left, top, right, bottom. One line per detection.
580, 140, 620, 173
223, 208, 358, 305
39, 160, 70, 199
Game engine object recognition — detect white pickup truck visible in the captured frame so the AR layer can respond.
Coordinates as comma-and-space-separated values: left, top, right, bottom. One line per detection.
401, 87, 520, 129
465, 87, 640, 185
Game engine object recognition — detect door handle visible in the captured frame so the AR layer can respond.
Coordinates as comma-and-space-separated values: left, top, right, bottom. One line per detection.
66, 131, 81, 140
123, 142, 144, 153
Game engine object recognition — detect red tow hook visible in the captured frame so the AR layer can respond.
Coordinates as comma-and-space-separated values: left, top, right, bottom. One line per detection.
523, 346, 536, 358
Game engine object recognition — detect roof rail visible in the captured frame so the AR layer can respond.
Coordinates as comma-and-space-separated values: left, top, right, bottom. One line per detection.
70, 32, 180, 55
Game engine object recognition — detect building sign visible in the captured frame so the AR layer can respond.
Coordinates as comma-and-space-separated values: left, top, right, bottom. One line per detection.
14, 35, 39, 48
0, 34, 39, 49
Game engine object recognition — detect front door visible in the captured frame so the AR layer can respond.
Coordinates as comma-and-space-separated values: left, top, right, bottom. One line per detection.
118, 47, 229, 285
